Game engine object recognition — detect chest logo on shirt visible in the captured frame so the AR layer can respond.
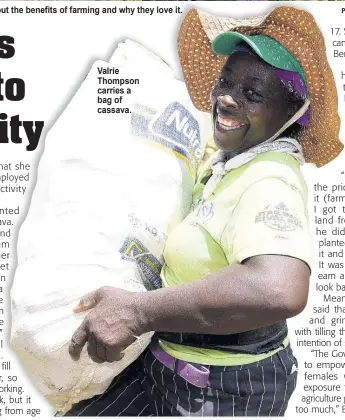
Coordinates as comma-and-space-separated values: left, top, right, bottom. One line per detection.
255, 202, 303, 231
190, 197, 215, 226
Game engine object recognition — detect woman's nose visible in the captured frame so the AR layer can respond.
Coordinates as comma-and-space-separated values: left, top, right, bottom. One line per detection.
218, 95, 239, 109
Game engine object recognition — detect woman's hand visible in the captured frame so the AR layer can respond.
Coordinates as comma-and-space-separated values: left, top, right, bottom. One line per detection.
69, 287, 145, 364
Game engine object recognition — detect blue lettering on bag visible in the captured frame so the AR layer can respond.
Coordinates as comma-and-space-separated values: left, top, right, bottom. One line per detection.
149, 102, 202, 162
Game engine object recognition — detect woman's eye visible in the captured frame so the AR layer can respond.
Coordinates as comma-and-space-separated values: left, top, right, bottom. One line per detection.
245, 89, 262, 101
247, 89, 254, 95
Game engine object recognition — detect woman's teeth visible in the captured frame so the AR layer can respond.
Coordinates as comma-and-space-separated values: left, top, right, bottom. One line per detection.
217, 115, 243, 130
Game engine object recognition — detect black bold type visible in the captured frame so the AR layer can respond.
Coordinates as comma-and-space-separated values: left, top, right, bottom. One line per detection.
0, 36, 15, 59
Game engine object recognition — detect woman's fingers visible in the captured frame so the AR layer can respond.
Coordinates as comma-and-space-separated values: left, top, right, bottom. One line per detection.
73, 289, 102, 313
69, 287, 139, 363
96, 341, 107, 362
105, 348, 125, 363
69, 318, 127, 363
87, 334, 104, 364
69, 318, 88, 360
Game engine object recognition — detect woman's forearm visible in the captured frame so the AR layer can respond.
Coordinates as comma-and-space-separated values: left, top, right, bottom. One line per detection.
136, 255, 310, 335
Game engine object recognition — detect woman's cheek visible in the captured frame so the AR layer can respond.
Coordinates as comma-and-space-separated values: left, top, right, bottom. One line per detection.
247, 114, 267, 140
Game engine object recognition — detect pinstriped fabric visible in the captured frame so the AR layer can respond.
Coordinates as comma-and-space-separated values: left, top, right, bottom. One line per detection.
277, 354, 288, 417
97, 378, 141, 416
73, 365, 129, 417
65, 344, 298, 417
117, 390, 145, 416
244, 369, 253, 415
137, 404, 150, 417
268, 356, 277, 417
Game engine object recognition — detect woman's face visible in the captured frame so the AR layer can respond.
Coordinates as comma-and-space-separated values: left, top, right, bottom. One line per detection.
211, 51, 299, 153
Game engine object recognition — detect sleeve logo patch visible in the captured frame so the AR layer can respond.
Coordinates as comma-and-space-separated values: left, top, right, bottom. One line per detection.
255, 203, 303, 231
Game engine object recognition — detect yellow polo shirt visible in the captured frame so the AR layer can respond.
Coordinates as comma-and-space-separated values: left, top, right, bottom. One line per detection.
160, 151, 312, 366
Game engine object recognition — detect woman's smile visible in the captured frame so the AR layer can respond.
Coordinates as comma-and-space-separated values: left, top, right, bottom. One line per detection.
217, 115, 244, 131
214, 96, 248, 131
215, 99, 247, 131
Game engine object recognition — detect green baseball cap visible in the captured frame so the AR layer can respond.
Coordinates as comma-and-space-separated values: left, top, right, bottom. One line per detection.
212, 32, 307, 86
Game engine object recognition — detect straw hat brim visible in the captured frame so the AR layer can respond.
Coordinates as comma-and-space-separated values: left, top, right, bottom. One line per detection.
178, 6, 343, 167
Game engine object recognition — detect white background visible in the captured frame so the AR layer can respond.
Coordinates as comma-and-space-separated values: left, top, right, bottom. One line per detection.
1, 1, 344, 417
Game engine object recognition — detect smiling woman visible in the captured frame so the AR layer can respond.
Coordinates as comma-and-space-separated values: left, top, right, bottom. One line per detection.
65, 6, 343, 417
211, 51, 304, 153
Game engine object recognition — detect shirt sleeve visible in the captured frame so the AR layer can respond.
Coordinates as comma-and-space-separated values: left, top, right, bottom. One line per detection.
220, 177, 313, 270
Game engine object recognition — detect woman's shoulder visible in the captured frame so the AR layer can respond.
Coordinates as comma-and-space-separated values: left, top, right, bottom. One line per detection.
195, 149, 308, 201
231, 151, 308, 199
242, 152, 308, 196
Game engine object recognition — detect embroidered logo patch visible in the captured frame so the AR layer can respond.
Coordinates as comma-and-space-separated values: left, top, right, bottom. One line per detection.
255, 203, 303, 231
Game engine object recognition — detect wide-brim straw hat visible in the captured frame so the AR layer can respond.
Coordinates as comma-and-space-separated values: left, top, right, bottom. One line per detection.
178, 6, 343, 167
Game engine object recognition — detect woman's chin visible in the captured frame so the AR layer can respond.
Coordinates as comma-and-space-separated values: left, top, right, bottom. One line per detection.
214, 123, 248, 152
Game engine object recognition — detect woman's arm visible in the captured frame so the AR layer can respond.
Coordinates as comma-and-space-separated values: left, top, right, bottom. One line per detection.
69, 254, 310, 362
137, 254, 310, 335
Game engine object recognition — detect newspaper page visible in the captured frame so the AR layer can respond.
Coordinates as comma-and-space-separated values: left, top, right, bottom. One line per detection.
0, 0, 344, 417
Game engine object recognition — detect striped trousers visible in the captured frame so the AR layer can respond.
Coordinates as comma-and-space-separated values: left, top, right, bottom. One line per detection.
65, 344, 298, 416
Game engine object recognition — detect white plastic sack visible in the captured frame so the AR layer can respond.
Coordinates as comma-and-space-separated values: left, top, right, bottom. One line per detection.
11, 40, 211, 414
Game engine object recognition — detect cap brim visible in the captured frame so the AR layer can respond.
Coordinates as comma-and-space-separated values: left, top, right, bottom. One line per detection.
212, 32, 265, 61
